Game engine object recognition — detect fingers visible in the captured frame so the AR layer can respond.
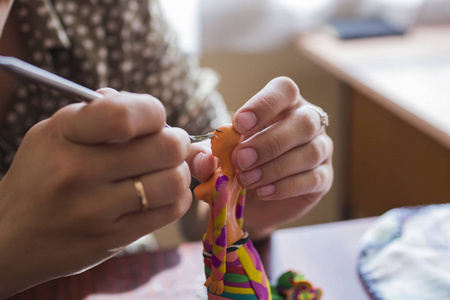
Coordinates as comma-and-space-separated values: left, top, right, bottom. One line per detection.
110, 162, 192, 214
114, 188, 193, 243
53, 90, 166, 144
232, 106, 324, 171
233, 77, 301, 136
87, 161, 193, 245
84, 127, 191, 181
45, 88, 191, 182
186, 140, 218, 182
237, 134, 333, 191
39, 126, 191, 192
251, 160, 333, 201
44, 127, 192, 219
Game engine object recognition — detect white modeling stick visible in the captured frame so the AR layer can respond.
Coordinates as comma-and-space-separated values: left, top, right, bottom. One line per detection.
0, 55, 102, 102
0, 55, 214, 142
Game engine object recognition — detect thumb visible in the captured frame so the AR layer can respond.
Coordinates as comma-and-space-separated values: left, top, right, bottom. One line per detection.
187, 141, 218, 182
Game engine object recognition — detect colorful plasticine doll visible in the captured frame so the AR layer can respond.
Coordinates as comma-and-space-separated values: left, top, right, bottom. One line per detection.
194, 123, 272, 300
194, 123, 322, 300
275, 271, 322, 300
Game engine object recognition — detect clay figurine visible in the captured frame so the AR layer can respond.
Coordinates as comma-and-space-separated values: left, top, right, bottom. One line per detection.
194, 123, 322, 300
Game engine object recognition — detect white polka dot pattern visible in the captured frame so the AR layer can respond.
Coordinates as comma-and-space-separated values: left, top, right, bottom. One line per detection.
0, 0, 230, 176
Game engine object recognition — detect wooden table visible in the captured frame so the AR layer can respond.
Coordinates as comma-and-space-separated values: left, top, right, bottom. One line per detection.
296, 25, 450, 218
8, 218, 376, 300
297, 25, 450, 148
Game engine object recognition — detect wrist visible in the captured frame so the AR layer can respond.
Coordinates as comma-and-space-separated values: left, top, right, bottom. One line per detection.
0, 221, 47, 298
0, 250, 52, 299
0, 244, 30, 298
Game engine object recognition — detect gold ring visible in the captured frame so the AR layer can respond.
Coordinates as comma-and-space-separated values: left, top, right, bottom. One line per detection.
133, 177, 148, 211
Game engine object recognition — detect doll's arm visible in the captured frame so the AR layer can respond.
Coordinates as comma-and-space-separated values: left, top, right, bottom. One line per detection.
205, 175, 229, 295
236, 189, 246, 228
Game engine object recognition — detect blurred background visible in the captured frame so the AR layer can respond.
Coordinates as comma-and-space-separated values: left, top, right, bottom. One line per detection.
155, 0, 450, 247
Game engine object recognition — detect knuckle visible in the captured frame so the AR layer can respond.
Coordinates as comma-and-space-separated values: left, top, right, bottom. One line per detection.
168, 163, 191, 197
302, 193, 321, 207
73, 208, 105, 233
162, 131, 189, 164
51, 105, 80, 139
153, 97, 167, 120
104, 102, 136, 137
258, 94, 280, 115
27, 119, 51, 140
324, 166, 334, 193
139, 93, 167, 124
311, 168, 326, 192
309, 138, 326, 166
272, 158, 285, 178
52, 157, 86, 191
266, 133, 283, 158
285, 177, 298, 197
163, 190, 192, 222
325, 134, 334, 155
51, 103, 76, 121
273, 76, 299, 101
300, 111, 319, 140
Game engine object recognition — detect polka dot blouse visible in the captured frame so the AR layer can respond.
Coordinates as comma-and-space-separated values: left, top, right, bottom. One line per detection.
0, 0, 230, 177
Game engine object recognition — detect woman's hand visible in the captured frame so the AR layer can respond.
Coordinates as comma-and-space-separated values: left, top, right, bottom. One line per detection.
0, 89, 192, 297
231, 77, 334, 240
188, 77, 334, 241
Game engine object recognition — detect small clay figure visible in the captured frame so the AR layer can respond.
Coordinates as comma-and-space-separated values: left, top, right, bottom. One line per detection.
194, 123, 271, 300
194, 123, 322, 300
275, 271, 322, 300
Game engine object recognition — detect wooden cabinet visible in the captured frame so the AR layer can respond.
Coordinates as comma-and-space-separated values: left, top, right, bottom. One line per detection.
348, 90, 450, 217
297, 26, 450, 219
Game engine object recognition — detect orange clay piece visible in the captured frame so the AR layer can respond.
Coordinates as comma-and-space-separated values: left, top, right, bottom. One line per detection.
194, 123, 245, 294
195, 124, 274, 300
194, 123, 243, 247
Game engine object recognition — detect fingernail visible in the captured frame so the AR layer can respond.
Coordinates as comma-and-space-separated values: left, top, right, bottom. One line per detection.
193, 152, 205, 178
240, 168, 262, 186
256, 184, 276, 197
235, 112, 257, 134
237, 148, 258, 170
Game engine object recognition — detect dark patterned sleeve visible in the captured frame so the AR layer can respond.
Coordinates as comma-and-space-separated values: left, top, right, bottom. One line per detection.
138, 0, 231, 134
50, 0, 231, 135
0, 0, 231, 178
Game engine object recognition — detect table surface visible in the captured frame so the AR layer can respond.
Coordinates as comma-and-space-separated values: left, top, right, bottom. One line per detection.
8, 217, 376, 300
296, 25, 450, 150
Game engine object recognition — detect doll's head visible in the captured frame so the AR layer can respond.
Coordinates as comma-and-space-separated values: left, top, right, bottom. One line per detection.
210, 123, 241, 158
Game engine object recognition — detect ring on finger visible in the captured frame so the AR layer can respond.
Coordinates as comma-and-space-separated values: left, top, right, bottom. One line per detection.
305, 106, 329, 130
133, 177, 149, 211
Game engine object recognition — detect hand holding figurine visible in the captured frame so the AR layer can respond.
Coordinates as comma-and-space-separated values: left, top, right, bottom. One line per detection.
231, 77, 333, 239
188, 77, 333, 241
